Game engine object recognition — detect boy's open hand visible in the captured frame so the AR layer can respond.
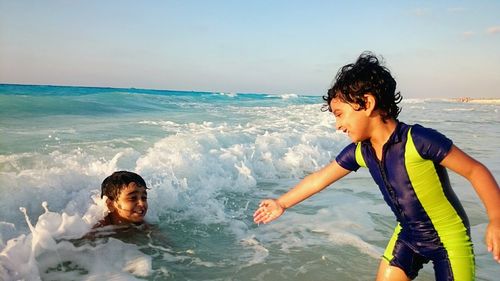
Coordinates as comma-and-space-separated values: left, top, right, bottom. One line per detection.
486, 219, 500, 263
253, 199, 285, 224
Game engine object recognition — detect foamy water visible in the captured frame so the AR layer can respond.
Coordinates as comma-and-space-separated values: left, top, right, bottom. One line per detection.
0, 84, 499, 280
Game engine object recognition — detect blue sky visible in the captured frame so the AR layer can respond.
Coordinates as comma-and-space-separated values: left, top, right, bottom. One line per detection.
1, 1, 499, 98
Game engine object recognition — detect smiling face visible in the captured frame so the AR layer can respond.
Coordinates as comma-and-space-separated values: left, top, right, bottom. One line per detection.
107, 182, 148, 225
330, 96, 371, 143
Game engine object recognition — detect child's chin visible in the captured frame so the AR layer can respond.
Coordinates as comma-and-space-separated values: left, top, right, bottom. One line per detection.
130, 219, 145, 225
130, 215, 146, 223
135, 216, 145, 222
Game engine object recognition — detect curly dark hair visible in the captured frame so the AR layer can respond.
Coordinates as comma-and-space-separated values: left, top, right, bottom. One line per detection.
322, 52, 402, 121
101, 171, 147, 200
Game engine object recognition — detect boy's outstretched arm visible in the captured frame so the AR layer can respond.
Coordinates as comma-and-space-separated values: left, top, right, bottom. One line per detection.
440, 145, 500, 263
253, 161, 351, 224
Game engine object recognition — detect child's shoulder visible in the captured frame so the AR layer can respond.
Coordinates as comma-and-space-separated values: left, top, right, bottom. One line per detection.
405, 123, 453, 161
407, 123, 449, 141
92, 215, 113, 228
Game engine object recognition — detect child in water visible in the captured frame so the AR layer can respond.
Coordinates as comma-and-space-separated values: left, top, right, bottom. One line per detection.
96, 171, 149, 227
254, 52, 500, 280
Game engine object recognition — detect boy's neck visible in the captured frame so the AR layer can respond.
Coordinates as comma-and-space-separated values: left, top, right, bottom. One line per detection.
369, 118, 398, 149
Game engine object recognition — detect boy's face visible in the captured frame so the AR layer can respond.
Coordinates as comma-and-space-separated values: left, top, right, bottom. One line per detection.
330, 97, 370, 143
108, 182, 148, 224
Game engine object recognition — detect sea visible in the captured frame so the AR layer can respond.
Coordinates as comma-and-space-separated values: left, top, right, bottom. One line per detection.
0, 84, 499, 281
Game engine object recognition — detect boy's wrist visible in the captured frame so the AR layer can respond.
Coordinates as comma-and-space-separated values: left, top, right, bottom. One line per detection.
276, 198, 287, 210
486, 208, 500, 221
488, 215, 500, 222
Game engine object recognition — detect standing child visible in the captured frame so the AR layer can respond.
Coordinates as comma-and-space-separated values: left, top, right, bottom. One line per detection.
253, 52, 500, 281
96, 171, 149, 227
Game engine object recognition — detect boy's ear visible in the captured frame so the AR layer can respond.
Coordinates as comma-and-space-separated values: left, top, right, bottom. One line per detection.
106, 198, 116, 211
363, 93, 377, 116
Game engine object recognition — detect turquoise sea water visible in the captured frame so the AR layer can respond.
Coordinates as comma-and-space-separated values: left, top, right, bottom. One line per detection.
0, 84, 499, 280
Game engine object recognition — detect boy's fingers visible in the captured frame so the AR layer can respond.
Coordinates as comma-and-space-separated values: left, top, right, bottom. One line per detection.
485, 226, 500, 262
253, 207, 276, 224
253, 209, 270, 223
254, 201, 267, 216
253, 208, 263, 217
486, 233, 492, 252
494, 241, 500, 262
254, 205, 270, 216
259, 213, 274, 224
253, 209, 265, 221
254, 199, 281, 224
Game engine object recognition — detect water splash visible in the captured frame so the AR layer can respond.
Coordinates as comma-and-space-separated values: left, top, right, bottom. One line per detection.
1, 201, 153, 280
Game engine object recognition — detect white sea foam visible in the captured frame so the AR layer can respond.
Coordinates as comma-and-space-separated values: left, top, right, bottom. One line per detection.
443, 107, 475, 112
239, 236, 269, 267
0, 200, 153, 280
401, 98, 426, 104
218, 92, 237, 97
132, 111, 346, 224
262, 93, 299, 99
279, 93, 298, 99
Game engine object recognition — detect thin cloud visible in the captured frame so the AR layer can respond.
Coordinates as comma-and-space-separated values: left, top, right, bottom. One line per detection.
486, 26, 500, 34
413, 8, 430, 17
462, 31, 475, 39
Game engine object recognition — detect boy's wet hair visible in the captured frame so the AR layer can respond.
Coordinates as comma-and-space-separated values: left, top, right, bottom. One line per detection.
322, 52, 402, 121
101, 171, 147, 200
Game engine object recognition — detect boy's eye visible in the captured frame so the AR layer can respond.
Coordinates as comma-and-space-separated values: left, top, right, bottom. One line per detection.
126, 196, 147, 202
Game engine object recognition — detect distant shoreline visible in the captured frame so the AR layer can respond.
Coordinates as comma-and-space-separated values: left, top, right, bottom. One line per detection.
452, 97, 500, 104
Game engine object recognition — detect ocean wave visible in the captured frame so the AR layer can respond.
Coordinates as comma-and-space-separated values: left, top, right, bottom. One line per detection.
2, 85, 499, 280
263, 93, 299, 100
443, 108, 475, 112
401, 98, 426, 104
216, 92, 238, 97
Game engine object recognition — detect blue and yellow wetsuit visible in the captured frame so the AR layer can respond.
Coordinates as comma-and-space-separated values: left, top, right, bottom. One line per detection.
336, 122, 474, 280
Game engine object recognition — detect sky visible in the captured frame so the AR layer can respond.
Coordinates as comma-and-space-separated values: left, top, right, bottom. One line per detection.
1, 0, 499, 98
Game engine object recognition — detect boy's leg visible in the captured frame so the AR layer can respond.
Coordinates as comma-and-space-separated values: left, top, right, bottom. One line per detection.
376, 259, 410, 281
381, 224, 426, 280
432, 250, 475, 281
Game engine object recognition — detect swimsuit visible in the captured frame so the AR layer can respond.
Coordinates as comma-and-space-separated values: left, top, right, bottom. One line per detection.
336, 122, 474, 280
